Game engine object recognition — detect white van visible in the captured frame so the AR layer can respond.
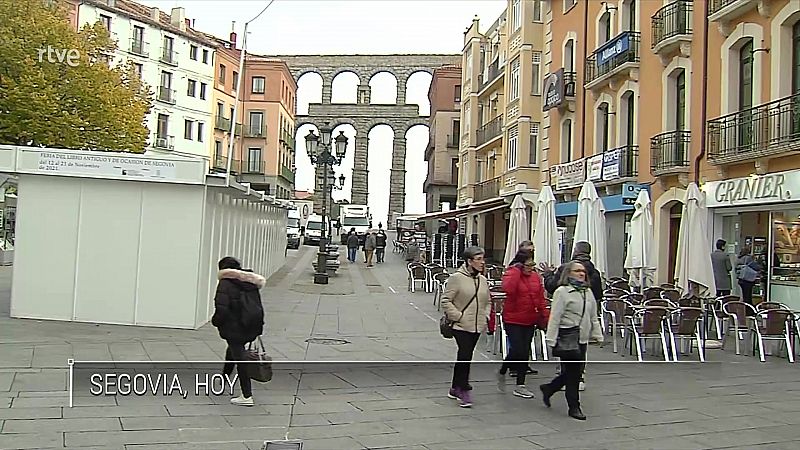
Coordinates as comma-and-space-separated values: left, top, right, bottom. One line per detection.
303, 213, 329, 246
286, 209, 301, 249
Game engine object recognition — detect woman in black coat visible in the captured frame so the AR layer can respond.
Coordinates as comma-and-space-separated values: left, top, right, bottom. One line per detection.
211, 257, 265, 406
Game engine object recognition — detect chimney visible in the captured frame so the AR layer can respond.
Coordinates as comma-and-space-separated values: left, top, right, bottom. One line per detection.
185, 18, 190, 29
171, 7, 186, 31
150, 7, 160, 22
230, 21, 237, 49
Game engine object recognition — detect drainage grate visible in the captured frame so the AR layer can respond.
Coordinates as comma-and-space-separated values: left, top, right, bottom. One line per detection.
305, 337, 350, 345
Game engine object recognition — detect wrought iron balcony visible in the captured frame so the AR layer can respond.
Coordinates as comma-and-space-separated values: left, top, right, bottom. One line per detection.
476, 116, 503, 147
707, 92, 800, 164
242, 159, 264, 174
474, 177, 500, 202
652, 1, 693, 51
478, 58, 504, 92
211, 153, 228, 172
609, 145, 639, 179
129, 39, 148, 57
214, 115, 231, 131
280, 165, 295, 184
564, 71, 577, 97
156, 86, 176, 104
708, 0, 738, 15
585, 31, 641, 87
245, 124, 265, 138
447, 134, 460, 148
651, 130, 691, 175
280, 130, 296, 149
153, 135, 174, 150
160, 48, 178, 66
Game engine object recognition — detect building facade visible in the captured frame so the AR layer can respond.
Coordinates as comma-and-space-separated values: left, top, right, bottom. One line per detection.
425, 65, 462, 213
207, 32, 242, 176
457, 0, 546, 262
77, 0, 216, 159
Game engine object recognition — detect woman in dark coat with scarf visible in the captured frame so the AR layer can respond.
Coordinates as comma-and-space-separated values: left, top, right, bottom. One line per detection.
211, 256, 265, 406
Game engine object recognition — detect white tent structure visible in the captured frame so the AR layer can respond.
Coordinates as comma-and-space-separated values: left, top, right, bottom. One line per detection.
532, 185, 560, 267
675, 182, 715, 296
573, 181, 607, 278
504, 195, 529, 265
624, 189, 656, 289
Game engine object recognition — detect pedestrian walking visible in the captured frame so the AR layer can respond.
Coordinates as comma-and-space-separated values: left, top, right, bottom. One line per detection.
540, 241, 602, 391
346, 229, 359, 263
211, 256, 266, 407
539, 261, 603, 420
441, 246, 491, 408
735, 246, 761, 313
364, 231, 377, 267
711, 239, 733, 297
376, 228, 387, 263
497, 250, 548, 399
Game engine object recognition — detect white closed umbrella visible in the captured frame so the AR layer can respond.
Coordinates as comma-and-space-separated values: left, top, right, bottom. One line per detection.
573, 181, 607, 278
533, 185, 560, 267
504, 195, 529, 265
624, 189, 655, 289
675, 183, 715, 296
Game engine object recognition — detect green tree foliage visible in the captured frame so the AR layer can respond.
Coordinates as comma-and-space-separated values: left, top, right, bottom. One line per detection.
0, 0, 152, 153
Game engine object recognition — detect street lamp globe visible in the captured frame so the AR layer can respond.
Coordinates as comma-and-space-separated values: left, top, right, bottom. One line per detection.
320, 123, 332, 147
334, 130, 348, 158
338, 173, 345, 187
304, 130, 319, 159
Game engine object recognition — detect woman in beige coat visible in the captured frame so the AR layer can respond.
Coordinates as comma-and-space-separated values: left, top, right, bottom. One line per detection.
440, 246, 492, 408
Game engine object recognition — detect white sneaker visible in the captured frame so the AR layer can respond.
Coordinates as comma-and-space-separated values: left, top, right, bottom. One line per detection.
513, 385, 535, 399
579, 381, 586, 392
230, 395, 254, 406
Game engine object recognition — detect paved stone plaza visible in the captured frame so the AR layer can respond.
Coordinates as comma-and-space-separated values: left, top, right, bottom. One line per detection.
0, 247, 799, 449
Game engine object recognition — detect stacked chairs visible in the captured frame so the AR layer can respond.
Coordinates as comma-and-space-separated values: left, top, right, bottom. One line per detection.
430, 234, 444, 265
406, 262, 427, 293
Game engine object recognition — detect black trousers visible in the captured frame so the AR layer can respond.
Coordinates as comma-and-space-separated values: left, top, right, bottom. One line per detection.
544, 344, 587, 409
223, 341, 252, 398
500, 323, 535, 385
451, 330, 480, 389
739, 280, 755, 313
376, 247, 385, 263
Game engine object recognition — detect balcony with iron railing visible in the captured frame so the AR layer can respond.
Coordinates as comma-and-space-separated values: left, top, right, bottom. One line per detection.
211, 153, 228, 172
245, 124, 265, 138
651, 1, 693, 56
707, 92, 800, 165
585, 31, 641, 89
478, 58, 504, 93
476, 116, 503, 147
474, 177, 500, 202
447, 134, 460, 148
129, 38, 148, 57
156, 86, 176, 104
160, 48, 178, 66
280, 165, 295, 184
153, 134, 174, 150
242, 159, 265, 175
651, 130, 691, 176
604, 145, 639, 180
214, 115, 231, 131
708, 0, 764, 26
563, 71, 577, 97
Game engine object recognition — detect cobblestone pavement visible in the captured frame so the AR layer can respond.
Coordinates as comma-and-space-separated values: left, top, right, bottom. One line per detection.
1, 246, 799, 449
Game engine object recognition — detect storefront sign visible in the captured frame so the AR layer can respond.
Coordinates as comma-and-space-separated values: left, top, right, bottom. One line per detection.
602, 149, 621, 181
622, 183, 648, 205
587, 154, 603, 181
596, 32, 631, 66
705, 170, 798, 208
542, 69, 565, 111
550, 158, 586, 191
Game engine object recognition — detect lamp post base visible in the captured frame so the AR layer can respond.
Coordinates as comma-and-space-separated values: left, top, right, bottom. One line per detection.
313, 272, 329, 284
314, 237, 329, 285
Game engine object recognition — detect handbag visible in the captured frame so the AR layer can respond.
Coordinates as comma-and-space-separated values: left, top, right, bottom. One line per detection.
245, 336, 273, 383
552, 290, 587, 359
440, 279, 479, 339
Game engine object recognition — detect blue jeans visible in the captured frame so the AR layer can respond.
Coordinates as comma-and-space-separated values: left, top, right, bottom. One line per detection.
348, 248, 357, 262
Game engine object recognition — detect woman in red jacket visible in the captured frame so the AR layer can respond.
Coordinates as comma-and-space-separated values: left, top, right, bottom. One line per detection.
498, 249, 549, 398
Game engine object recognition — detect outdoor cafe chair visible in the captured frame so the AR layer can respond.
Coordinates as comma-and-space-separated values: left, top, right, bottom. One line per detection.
668, 307, 705, 362
623, 293, 644, 305
424, 263, 446, 293
610, 280, 630, 291
644, 299, 678, 309
629, 306, 672, 362
709, 295, 739, 340
643, 287, 664, 301
432, 272, 449, 310
661, 289, 681, 303
721, 301, 759, 355
752, 309, 796, 363
602, 298, 635, 353
407, 262, 426, 293
604, 288, 629, 298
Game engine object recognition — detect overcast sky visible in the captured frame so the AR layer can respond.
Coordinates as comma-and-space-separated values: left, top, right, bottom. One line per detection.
140, 0, 507, 226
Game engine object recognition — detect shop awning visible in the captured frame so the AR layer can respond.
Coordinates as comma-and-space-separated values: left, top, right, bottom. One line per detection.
414, 198, 508, 220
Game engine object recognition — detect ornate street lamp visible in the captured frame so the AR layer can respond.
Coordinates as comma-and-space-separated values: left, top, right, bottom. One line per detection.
305, 122, 348, 285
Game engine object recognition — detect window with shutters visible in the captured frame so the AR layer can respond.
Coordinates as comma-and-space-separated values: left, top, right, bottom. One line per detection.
510, 57, 520, 101
529, 123, 539, 166
512, 0, 522, 32
507, 125, 519, 170
532, 0, 543, 22
532, 52, 542, 95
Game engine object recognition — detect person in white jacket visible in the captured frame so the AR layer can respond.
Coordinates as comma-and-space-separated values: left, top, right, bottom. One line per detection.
539, 261, 603, 420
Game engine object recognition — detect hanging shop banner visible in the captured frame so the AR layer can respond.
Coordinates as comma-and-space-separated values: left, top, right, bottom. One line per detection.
542, 69, 566, 111
596, 32, 631, 66
602, 148, 621, 181
551, 158, 586, 191
587, 154, 603, 182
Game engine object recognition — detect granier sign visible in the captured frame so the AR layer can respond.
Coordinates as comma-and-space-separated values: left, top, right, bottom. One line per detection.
704, 169, 798, 208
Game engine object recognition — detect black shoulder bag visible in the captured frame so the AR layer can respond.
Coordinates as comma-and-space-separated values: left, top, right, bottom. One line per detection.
552, 290, 586, 360
440, 278, 479, 339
